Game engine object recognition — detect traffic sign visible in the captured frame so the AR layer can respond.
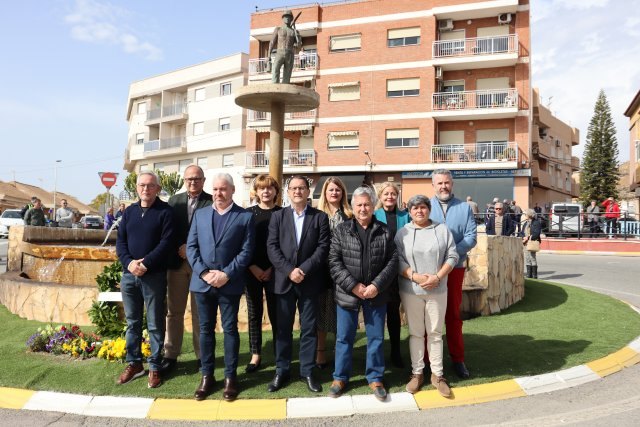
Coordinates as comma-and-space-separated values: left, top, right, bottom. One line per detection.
98, 172, 118, 189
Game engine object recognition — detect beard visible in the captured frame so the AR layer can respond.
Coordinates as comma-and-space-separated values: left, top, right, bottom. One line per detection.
436, 191, 452, 202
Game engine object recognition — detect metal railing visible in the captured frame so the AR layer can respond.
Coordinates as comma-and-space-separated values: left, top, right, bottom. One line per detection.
146, 108, 162, 121
162, 103, 187, 117
433, 89, 517, 111
245, 149, 316, 167
433, 34, 518, 58
431, 142, 518, 163
249, 52, 318, 75
143, 136, 185, 153
247, 109, 317, 122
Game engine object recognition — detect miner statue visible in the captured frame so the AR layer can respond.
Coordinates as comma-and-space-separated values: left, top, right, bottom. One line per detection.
268, 10, 302, 84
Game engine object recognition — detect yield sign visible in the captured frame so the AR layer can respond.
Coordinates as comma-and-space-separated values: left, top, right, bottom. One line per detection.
99, 172, 118, 190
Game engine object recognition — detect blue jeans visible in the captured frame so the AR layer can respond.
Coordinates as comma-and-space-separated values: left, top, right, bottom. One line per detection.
334, 302, 386, 384
194, 288, 241, 378
120, 271, 167, 371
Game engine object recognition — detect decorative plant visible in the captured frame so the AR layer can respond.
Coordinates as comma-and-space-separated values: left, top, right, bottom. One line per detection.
88, 261, 126, 337
26, 325, 101, 359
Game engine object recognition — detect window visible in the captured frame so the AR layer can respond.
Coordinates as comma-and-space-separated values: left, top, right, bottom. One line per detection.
195, 88, 206, 102
197, 156, 208, 169
387, 27, 420, 47
387, 78, 420, 97
136, 102, 147, 114
443, 80, 465, 93
385, 129, 419, 148
329, 34, 361, 52
139, 164, 150, 172
179, 160, 191, 175
135, 133, 144, 144
328, 82, 360, 101
220, 82, 231, 96
635, 140, 640, 161
328, 131, 359, 150
219, 117, 231, 131
222, 154, 234, 167
193, 122, 204, 136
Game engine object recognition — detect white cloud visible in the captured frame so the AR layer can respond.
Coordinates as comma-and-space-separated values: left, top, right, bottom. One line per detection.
557, 0, 610, 10
624, 17, 640, 38
64, 0, 162, 61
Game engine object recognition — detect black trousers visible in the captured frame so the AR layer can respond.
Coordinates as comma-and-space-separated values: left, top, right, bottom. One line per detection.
245, 276, 278, 356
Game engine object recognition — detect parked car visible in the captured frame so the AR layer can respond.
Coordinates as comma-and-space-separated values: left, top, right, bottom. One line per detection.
0, 209, 25, 238
76, 215, 103, 230
548, 203, 583, 235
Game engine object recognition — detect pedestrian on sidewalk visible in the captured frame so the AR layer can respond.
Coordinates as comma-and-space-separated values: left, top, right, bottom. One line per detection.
521, 209, 541, 278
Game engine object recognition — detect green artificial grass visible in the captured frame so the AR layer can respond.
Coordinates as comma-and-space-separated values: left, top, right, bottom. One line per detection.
1, 279, 639, 399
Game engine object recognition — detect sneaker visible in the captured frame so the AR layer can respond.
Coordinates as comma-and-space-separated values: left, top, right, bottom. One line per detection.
405, 373, 424, 394
148, 369, 162, 388
369, 381, 387, 402
328, 380, 346, 398
117, 362, 145, 385
431, 374, 451, 398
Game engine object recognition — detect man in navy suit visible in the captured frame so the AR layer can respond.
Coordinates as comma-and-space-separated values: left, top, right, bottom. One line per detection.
267, 175, 330, 393
187, 173, 255, 402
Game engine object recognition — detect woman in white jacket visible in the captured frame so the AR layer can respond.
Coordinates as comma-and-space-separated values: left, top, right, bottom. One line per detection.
395, 195, 459, 397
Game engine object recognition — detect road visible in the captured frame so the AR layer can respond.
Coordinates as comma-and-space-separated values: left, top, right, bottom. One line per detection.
0, 250, 639, 425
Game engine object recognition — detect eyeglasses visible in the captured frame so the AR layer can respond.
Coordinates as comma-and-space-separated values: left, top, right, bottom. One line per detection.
185, 178, 203, 182
288, 186, 307, 192
495, 208, 503, 210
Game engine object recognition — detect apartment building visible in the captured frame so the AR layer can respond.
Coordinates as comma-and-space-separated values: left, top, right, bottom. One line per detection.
531, 88, 580, 207
246, 0, 534, 208
124, 53, 250, 204
624, 89, 640, 209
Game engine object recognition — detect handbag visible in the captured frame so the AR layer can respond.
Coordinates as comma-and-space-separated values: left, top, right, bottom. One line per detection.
526, 240, 540, 252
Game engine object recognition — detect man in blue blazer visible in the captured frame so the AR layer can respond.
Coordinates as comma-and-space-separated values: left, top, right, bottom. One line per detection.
187, 173, 255, 402
267, 176, 331, 393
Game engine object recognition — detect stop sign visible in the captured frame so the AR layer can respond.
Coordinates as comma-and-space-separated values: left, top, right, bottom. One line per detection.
99, 172, 118, 190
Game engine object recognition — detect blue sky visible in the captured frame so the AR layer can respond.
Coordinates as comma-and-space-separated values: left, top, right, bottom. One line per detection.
1, 0, 638, 204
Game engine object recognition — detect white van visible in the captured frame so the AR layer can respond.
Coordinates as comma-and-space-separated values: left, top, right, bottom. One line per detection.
549, 203, 583, 234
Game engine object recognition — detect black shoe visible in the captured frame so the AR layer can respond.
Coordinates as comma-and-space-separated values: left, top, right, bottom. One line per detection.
532, 266, 538, 279
222, 377, 239, 402
300, 374, 322, 393
194, 375, 215, 401
159, 357, 177, 373
453, 362, 470, 379
267, 373, 290, 392
245, 360, 262, 373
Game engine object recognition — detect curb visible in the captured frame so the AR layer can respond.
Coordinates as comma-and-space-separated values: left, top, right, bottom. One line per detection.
540, 250, 640, 257
1, 336, 639, 420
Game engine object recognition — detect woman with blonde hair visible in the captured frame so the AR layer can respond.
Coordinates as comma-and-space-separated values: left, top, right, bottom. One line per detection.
521, 208, 542, 279
245, 174, 281, 373
373, 181, 409, 368
315, 176, 353, 369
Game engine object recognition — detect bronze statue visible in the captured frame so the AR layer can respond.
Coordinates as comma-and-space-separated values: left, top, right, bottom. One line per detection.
268, 10, 301, 84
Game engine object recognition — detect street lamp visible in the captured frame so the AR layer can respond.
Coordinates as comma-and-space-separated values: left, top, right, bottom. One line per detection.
53, 160, 62, 221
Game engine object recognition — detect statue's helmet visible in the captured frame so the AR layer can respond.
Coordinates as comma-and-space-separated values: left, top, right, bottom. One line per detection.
282, 9, 293, 18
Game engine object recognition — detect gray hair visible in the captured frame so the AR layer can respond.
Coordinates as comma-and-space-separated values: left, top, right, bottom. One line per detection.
494, 202, 504, 209
524, 208, 536, 218
212, 172, 234, 187
351, 186, 377, 208
137, 171, 161, 186
407, 194, 431, 211
432, 168, 453, 179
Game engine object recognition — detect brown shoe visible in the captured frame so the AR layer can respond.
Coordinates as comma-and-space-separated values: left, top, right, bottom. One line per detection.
148, 369, 162, 388
405, 373, 424, 394
369, 381, 387, 401
222, 377, 239, 402
117, 362, 144, 385
194, 375, 215, 401
431, 373, 451, 397
328, 380, 346, 398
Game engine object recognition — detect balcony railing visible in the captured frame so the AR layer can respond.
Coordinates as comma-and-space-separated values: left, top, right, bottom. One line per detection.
432, 89, 517, 111
146, 104, 187, 121
248, 109, 317, 122
246, 149, 316, 168
249, 52, 318, 76
433, 34, 518, 58
431, 142, 518, 163
144, 136, 185, 153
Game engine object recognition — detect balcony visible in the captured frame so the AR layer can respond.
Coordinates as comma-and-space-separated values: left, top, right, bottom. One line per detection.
247, 109, 317, 131
532, 167, 552, 189
432, 35, 518, 70
431, 142, 518, 164
245, 149, 316, 168
431, 89, 518, 121
571, 156, 580, 171
145, 104, 188, 125
248, 53, 318, 79
143, 136, 186, 154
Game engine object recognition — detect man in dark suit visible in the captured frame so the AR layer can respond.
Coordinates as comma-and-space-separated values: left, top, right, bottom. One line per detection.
161, 165, 212, 373
266, 175, 330, 393
187, 173, 254, 402
485, 202, 516, 236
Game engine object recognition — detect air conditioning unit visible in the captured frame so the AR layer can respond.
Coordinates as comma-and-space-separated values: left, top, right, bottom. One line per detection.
435, 66, 443, 80
302, 128, 314, 137
555, 139, 561, 147
438, 19, 454, 31
498, 13, 512, 24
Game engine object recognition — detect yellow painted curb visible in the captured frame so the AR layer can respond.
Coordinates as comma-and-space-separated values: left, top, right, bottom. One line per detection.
147, 398, 220, 421
414, 380, 525, 409
586, 347, 640, 377
217, 399, 286, 420
0, 387, 35, 409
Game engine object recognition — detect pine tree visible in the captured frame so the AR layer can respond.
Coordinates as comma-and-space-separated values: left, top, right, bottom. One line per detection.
580, 89, 619, 205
